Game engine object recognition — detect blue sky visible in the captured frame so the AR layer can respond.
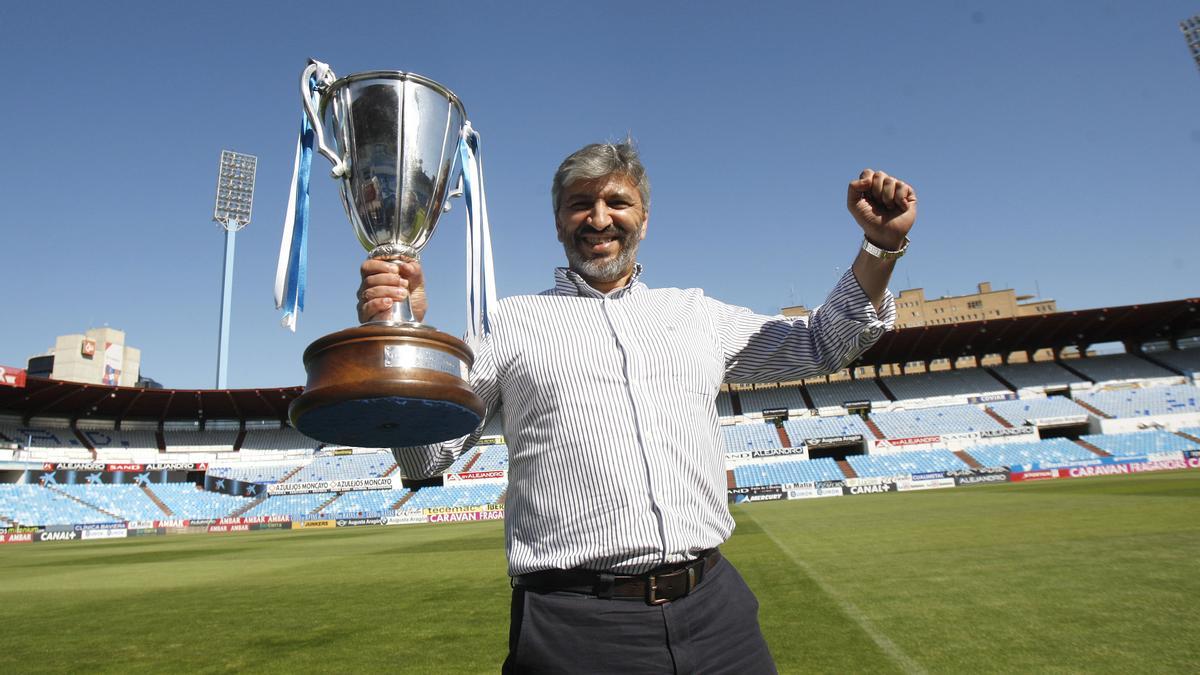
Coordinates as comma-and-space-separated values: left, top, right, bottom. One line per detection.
2, 1, 1198, 389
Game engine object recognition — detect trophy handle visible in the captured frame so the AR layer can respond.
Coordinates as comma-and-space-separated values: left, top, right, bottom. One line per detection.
443, 175, 464, 214
301, 60, 348, 178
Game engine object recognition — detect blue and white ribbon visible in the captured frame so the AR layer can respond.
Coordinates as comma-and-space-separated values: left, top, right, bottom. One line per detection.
459, 122, 498, 340
273, 75, 320, 331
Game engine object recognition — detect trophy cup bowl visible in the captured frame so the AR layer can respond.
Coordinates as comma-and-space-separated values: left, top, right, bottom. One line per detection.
288, 66, 485, 448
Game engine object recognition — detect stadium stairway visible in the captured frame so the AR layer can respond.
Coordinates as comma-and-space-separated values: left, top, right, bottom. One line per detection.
836, 459, 857, 479
863, 417, 886, 440
775, 425, 791, 448
460, 452, 481, 472
390, 492, 414, 510
155, 430, 167, 452
1055, 359, 1094, 385
71, 428, 98, 460
1179, 430, 1200, 444
1072, 399, 1112, 419
983, 408, 1014, 428
381, 463, 398, 477
1074, 438, 1110, 457
985, 367, 1018, 391
875, 377, 898, 402
45, 484, 121, 520
141, 485, 173, 516
233, 428, 246, 452
229, 493, 268, 518
313, 493, 342, 514
276, 464, 307, 484
954, 451, 984, 469
726, 470, 736, 489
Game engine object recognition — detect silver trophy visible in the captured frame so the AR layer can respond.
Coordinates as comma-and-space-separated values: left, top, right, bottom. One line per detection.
289, 60, 485, 449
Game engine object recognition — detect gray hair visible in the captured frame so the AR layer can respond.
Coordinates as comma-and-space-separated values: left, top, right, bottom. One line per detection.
551, 140, 651, 214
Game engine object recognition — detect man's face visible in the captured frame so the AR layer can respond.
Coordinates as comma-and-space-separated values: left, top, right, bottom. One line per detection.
555, 174, 648, 285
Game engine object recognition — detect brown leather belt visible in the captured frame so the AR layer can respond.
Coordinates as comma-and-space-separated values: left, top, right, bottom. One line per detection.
513, 549, 722, 605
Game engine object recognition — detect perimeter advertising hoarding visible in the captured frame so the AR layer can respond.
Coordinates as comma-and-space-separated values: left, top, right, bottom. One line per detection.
842, 481, 897, 496
35, 530, 79, 542
293, 519, 336, 530
895, 474, 957, 491
727, 486, 786, 503
335, 517, 387, 527
785, 482, 845, 500
947, 468, 1011, 486
425, 508, 505, 523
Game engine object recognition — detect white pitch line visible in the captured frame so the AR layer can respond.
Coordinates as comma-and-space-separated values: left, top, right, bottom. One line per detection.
743, 511, 927, 675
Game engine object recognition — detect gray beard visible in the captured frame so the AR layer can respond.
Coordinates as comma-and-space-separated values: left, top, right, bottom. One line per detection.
562, 229, 641, 284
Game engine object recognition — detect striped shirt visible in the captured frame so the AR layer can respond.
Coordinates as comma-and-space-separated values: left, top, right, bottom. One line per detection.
394, 264, 895, 575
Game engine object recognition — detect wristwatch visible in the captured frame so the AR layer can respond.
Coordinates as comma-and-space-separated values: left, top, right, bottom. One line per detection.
861, 235, 909, 260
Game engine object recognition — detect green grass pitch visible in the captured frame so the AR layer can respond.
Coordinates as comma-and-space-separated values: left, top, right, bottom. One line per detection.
1, 470, 1197, 673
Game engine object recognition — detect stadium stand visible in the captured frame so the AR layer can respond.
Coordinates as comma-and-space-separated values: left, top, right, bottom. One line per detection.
75, 427, 160, 453
470, 445, 510, 472
870, 405, 1006, 438
401, 484, 506, 511
481, 414, 505, 438
242, 493, 334, 518
881, 368, 1009, 402
286, 452, 396, 483
55, 484, 166, 522
782, 415, 873, 443
847, 450, 969, 478
732, 457, 845, 487
0, 423, 83, 449
967, 438, 1098, 468
163, 429, 238, 453
805, 378, 891, 408
445, 448, 479, 474
0, 485, 112, 526
1065, 354, 1179, 383
990, 361, 1088, 390
319, 488, 411, 516
240, 426, 319, 452
986, 397, 1091, 426
736, 386, 805, 413
1078, 384, 1200, 418
1148, 348, 1200, 377
207, 461, 308, 484
1080, 430, 1200, 457
150, 483, 251, 519
716, 391, 735, 418
721, 424, 783, 452
438, 444, 509, 475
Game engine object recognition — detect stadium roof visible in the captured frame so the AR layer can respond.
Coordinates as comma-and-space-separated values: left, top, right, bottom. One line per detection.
1, 298, 1196, 424
853, 297, 1200, 367
0, 380, 301, 424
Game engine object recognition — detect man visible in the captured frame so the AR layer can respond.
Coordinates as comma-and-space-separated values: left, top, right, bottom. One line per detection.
358, 142, 915, 673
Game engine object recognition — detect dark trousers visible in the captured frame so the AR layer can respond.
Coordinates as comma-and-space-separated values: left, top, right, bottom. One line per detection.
502, 557, 777, 674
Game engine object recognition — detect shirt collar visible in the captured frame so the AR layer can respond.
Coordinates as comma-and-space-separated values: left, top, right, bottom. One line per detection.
552, 263, 645, 299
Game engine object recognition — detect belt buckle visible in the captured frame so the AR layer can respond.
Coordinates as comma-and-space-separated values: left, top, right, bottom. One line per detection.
646, 565, 698, 606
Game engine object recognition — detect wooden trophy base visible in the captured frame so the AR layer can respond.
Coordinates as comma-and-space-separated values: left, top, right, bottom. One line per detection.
289, 323, 484, 448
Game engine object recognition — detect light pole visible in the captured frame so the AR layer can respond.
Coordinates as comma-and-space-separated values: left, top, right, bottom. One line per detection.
212, 150, 257, 389
1182, 15, 1200, 72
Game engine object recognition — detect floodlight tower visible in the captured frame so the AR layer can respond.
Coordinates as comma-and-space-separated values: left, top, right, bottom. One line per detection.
212, 150, 257, 389
1183, 15, 1200, 73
